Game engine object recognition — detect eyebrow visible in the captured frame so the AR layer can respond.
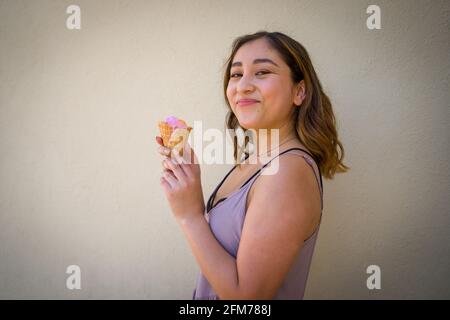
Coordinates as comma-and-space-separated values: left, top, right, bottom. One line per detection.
231, 58, 280, 68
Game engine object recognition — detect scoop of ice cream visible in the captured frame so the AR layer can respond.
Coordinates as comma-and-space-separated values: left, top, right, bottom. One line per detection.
165, 116, 187, 129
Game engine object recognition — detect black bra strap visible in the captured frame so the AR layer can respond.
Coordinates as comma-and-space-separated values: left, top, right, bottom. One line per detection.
206, 165, 236, 212
207, 153, 251, 212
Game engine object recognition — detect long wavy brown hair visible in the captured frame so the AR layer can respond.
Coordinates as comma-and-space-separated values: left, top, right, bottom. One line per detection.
223, 31, 349, 180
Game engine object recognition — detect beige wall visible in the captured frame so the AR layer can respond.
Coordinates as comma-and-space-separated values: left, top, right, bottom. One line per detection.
0, 0, 448, 299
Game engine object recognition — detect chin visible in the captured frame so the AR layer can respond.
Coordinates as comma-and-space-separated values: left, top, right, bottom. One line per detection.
234, 104, 271, 129
239, 123, 267, 131
236, 117, 260, 130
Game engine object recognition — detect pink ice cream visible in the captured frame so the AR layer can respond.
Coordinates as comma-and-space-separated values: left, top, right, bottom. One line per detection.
165, 116, 187, 129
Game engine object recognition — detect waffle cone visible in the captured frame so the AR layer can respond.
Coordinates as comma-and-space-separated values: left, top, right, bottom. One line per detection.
158, 122, 173, 147
169, 127, 192, 157
158, 120, 192, 157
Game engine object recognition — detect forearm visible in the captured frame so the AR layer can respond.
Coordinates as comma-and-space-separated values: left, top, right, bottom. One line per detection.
177, 214, 240, 299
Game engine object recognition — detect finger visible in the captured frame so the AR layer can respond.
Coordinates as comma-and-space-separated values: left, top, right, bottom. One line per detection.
155, 136, 165, 146
177, 144, 197, 178
169, 153, 192, 179
173, 144, 190, 165
160, 176, 172, 191
164, 158, 187, 181
157, 145, 171, 158
177, 163, 191, 181
163, 168, 176, 179
171, 149, 187, 165
155, 136, 172, 156
162, 169, 177, 188
183, 143, 192, 164
161, 156, 172, 170
177, 147, 195, 180
183, 143, 198, 165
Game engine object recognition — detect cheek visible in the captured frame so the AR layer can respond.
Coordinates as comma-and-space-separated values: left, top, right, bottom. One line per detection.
258, 80, 279, 103
261, 79, 291, 108
226, 84, 235, 105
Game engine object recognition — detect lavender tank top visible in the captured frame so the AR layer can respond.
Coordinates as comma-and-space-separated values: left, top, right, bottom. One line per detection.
192, 147, 324, 300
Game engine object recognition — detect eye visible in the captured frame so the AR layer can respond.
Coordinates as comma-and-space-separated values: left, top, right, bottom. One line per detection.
230, 70, 271, 78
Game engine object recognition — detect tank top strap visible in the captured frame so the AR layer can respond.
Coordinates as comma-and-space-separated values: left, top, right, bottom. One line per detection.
235, 147, 323, 193
259, 147, 323, 191
247, 147, 324, 213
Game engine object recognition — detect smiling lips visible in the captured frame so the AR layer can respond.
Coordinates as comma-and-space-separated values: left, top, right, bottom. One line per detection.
237, 99, 259, 106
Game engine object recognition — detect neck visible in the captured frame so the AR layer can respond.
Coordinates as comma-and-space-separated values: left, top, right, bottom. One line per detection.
252, 121, 297, 157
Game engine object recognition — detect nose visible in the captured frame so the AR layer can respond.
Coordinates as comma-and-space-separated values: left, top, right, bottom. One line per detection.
236, 73, 255, 93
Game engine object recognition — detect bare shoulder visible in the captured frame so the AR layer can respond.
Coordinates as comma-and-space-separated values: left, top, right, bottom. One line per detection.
253, 153, 321, 224
248, 151, 321, 221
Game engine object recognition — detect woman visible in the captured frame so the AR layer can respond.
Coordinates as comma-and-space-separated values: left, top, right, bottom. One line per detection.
155, 31, 349, 299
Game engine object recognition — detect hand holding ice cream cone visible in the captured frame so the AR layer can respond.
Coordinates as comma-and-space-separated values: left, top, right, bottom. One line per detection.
155, 116, 205, 222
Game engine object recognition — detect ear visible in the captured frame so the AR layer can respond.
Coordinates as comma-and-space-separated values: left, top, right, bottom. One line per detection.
293, 80, 306, 106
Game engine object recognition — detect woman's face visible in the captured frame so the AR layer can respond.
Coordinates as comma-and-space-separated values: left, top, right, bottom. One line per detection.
226, 38, 303, 130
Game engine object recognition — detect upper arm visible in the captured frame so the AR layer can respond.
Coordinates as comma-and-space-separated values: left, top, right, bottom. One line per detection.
234, 155, 321, 299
